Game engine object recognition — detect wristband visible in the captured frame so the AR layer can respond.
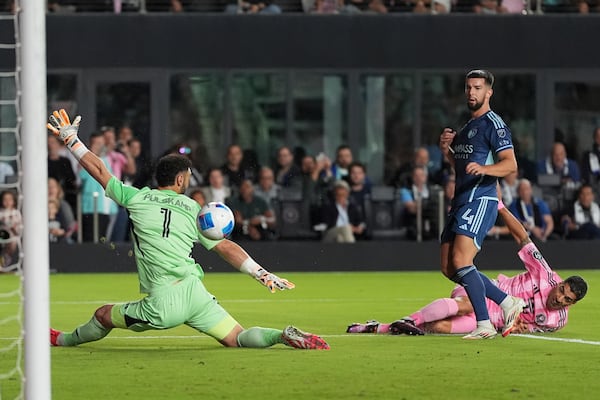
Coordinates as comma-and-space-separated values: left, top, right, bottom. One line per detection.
65, 136, 89, 161
497, 200, 505, 210
240, 257, 261, 276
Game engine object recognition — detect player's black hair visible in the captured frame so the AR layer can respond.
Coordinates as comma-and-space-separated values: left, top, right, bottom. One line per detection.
466, 69, 494, 87
155, 154, 192, 187
564, 276, 588, 301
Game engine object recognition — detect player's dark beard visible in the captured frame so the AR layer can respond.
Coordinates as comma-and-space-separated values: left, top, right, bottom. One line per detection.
467, 100, 483, 111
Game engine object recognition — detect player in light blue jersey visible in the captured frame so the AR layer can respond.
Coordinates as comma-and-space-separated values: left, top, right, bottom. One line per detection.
47, 109, 329, 351
438, 69, 525, 339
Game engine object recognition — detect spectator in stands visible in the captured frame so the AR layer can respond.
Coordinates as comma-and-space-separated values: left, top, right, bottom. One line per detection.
537, 141, 581, 190
499, 170, 519, 207
188, 187, 207, 207
48, 198, 67, 243
310, 0, 343, 13
274, 146, 303, 189
79, 132, 117, 242
102, 126, 136, 181
102, 125, 137, 241
227, 179, 276, 241
331, 144, 354, 181
347, 161, 371, 220
117, 124, 134, 148
225, 1, 282, 13
346, 0, 389, 13
509, 179, 556, 242
301, 154, 333, 225
321, 179, 366, 243
390, 147, 429, 188
442, 173, 455, 216
123, 137, 152, 189
581, 127, 600, 186
48, 177, 77, 243
576, 0, 600, 13
501, 0, 526, 13
400, 166, 435, 240
560, 184, 600, 240
221, 144, 245, 190
473, 0, 505, 13
0, 190, 21, 269
391, 146, 449, 188
432, 0, 451, 13
254, 166, 280, 209
412, 0, 451, 13
201, 168, 232, 204
48, 134, 78, 212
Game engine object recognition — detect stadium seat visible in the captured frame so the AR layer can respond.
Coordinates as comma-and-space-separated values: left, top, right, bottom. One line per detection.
364, 186, 406, 240
275, 186, 320, 240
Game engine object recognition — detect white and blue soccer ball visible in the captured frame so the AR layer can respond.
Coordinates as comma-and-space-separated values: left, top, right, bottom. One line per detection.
198, 202, 235, 240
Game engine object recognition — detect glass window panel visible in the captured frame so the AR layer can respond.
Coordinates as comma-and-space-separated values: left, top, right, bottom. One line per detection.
0, 75, 17, 158
170, 74, 225, 171
231, 72, 287, 168
554, 82, 600, 162
96, 82, 151, 156
293, 73, 347, 158
380, 74, 414, 185
48, 74, 78, 115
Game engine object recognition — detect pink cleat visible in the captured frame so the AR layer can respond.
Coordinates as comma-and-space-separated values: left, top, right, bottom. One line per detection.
282, 326, 330, 350
50, 328, 62, 346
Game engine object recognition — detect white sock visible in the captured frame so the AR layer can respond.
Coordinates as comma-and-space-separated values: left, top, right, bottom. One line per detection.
499, 295, 514, 311
477, 320, 494, 330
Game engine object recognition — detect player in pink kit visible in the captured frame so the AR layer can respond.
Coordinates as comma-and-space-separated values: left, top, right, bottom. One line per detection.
347, 202, 587, 336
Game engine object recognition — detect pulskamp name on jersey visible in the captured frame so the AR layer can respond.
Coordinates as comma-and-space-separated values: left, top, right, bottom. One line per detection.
452, 144, 474, 159
142, 193, 194, 212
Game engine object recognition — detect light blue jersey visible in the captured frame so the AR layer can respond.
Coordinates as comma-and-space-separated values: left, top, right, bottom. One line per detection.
451, 110, 513, 208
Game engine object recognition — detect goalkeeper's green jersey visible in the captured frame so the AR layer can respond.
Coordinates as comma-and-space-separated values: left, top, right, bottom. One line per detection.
105, 177, 221, 294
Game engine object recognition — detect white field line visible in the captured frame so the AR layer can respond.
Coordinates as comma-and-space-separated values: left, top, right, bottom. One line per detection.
0, 298, 432, 306
1, 334, 599, 346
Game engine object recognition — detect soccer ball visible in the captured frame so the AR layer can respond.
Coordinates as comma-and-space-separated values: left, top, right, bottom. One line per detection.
198, 202, 235, 240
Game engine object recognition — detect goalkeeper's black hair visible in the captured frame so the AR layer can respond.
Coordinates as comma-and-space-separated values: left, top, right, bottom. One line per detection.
564, 276, 588, 301
155, 155, 192, 187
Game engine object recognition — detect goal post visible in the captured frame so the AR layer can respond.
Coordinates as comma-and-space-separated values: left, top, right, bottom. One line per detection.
20, 1, 50, 399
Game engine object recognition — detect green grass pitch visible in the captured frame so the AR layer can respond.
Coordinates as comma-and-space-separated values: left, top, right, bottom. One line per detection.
1, 270, 599, 400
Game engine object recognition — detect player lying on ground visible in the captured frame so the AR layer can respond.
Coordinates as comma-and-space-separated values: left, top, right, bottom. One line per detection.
47, 109, 329, 350
347, 202, 587, 336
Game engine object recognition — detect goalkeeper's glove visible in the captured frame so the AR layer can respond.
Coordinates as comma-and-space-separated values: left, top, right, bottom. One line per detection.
253, 267, 295, 293
240, 258, 295, 293
47, 109, 88, 160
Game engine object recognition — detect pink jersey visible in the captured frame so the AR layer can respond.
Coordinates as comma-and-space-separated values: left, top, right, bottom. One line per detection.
487, 242, 567, 332
107, 151, 128, 180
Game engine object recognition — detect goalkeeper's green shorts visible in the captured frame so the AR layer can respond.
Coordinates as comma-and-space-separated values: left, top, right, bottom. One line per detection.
111, 275, 238, 341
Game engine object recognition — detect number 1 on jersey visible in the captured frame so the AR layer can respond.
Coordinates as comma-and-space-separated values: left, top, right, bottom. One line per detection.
161, 208, 172, 238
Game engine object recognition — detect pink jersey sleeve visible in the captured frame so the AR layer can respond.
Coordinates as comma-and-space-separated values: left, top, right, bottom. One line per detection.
517, 242, 553, 282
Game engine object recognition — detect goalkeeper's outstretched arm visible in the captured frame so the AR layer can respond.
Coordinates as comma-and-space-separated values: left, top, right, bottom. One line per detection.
47, 109, 114, 189
213, 239, 295, 293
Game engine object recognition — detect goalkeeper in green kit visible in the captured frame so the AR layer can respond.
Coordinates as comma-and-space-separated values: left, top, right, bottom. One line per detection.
47, 109, 329, 350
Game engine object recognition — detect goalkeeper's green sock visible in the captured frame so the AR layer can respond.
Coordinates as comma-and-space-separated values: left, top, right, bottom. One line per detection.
59, 316, 111, 346
236, 327, 284, 348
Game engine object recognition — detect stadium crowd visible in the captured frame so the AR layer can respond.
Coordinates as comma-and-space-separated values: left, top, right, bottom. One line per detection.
0, 121, 582, 251
4, 0, 600, 14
